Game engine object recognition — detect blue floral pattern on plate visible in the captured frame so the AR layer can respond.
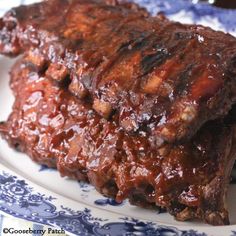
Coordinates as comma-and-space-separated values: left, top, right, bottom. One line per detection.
0, 171, 207, 236
94, 198, 124, 207
38, 165, 56, 172
133, 0, 236, 34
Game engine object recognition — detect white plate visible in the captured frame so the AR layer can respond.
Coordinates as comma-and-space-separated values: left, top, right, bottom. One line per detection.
0, 1, 236, 235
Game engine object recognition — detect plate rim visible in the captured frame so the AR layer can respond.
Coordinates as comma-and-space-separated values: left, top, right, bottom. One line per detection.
0, 161, 235, 236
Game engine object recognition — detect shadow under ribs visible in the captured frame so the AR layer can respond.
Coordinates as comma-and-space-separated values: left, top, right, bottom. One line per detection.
0, 0, 236, 145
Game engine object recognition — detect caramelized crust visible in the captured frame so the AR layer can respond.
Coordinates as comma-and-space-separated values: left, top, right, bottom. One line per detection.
1, 57, 236, 225
1, 0, 236, 144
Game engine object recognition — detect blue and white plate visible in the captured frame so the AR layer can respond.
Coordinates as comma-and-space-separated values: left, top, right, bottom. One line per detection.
0, 1, 236, 235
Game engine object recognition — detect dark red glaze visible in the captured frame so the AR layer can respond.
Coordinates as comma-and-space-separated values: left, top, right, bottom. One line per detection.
1, 0, 236, 145
1, 57, 236, 225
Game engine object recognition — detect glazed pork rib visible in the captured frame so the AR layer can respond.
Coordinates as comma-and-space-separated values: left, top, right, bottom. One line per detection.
1, 0, 236, 144
1, 57, 236, 225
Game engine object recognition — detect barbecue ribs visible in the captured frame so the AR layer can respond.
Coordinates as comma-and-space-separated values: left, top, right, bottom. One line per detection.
1, 0, 236, 144
1, 56, 236, 225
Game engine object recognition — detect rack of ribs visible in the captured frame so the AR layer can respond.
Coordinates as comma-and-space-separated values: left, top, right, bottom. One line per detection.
1, 0, 236, 145
0, 0, 236, 226
0, 55, 236, 225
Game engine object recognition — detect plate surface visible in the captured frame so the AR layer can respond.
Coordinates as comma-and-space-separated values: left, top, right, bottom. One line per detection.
0, 1, 236, 235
